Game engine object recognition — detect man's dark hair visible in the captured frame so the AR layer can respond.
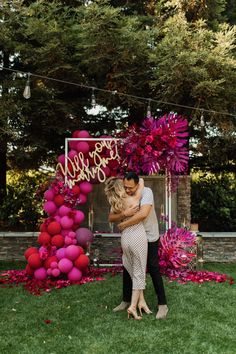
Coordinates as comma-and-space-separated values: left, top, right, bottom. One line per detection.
124, 172, 139, 184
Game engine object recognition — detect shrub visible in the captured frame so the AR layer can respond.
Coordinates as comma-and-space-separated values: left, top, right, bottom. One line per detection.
191, 173, 236, 232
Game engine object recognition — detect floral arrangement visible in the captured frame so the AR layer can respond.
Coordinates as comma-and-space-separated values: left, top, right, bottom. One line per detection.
117, 113, 189, 175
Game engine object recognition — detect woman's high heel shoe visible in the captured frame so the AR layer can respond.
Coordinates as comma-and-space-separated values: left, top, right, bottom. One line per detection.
138, 303, 152, 316
127, 307, 142, 320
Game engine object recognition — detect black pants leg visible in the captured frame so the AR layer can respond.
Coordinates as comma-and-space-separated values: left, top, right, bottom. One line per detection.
122, 267, 132, 302
147, 240, 167, 305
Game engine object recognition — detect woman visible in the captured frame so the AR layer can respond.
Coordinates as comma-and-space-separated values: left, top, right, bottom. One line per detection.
105, 177, 151, 320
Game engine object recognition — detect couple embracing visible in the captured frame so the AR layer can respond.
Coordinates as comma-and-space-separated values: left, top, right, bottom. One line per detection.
105, 172, 168, 320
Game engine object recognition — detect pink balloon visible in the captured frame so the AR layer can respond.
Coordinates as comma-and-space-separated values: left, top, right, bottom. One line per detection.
58, 154, 65, 165
58, 258, 73, 273
68, 231, 76, 238
69, 140, 78, 150
68, 150, 78, 159
65, 236, 72, 245
76, 141, 90, 154
47, 268, 52, 276
56, 248, 66, 260
76, 228, 94, 248
44, 189, 55, 201
77, 130, 90, 139
65, 245, 81, 260
51, 268, 61, 277
78, 194, 87, 205
51, 261, 58, 269
72, 239, 77, 245
34, 267, 47, 280
79, 181, 93, 195
74, 210, 85, 224
68, 267, 82, 282
58, 205, 71, 217
60, 216, 74, 229
44, 201, 57, 215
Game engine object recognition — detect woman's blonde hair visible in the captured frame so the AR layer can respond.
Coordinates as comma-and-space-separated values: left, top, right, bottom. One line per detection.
104, 177, 126, 213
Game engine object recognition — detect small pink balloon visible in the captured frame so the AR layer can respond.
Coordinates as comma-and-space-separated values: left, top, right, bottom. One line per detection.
61, 229, 71, 237
72, 239, 77, 245
68, 267, 82, 282
51, 268, 61, 277
68, 150, 78, 159
56, 247, 66, 260
76, 141, 90, 154
60, 216, 74, 229
69, 140, 78, 150
65, 245, 81, 261
34, 267, 47, 280
44, 201, 57, 215
58, 205, 71, 217
58, 258, 73, 273
58, 154, 65, 165
74, 210, 85, 224
78, 194, 87, 205
65, 236, 72, 245
47, 268, 52, 276
54, 215, 61, 223
44, 189, 55, 201
51, 261, 58, 269
68, 231, 76, 238
79, 181, 93, 195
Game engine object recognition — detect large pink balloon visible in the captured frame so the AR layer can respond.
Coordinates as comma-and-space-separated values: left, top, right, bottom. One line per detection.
79, 181, 93, 195
58, 154, 65, 165
77, 130, 90, 139
76, 228, 94, 248
58, 258, 73, 273
44, 189, 55, 201
65, 245, 81, 261
60, 216, 74, 229
34, 267, 47, 280
68, 150, 78, 159
78, 194, 87, 205
68, 267, 82, 282
74, 210, 85, 224
43, 201, 57, 215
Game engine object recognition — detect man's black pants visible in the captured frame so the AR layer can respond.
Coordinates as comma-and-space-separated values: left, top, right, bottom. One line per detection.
122, 240, 167, 305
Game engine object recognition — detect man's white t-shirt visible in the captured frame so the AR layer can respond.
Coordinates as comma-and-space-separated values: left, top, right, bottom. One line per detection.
140, 187, 159, 242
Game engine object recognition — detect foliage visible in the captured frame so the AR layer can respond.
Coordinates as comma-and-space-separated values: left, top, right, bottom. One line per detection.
0, 170, 50, 231
191, 173, 236, 231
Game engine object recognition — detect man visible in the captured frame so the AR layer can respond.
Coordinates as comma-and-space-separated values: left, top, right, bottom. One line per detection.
108, 172, 168, 319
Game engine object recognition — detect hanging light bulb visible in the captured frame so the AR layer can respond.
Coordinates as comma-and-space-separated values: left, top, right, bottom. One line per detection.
91, 88, 96, 107
200, 113, 205, 127
23, 73, 31, 99
147, 99, 151, 118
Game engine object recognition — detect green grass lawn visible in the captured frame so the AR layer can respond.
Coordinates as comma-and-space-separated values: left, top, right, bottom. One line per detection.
0, 263, 235, 354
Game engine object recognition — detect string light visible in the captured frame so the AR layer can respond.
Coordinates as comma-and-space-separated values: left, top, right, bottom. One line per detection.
91, 87, 96, 107
23, 72, 31, 99
147, 99, 152, 118
200, 112, 205, 127
1, 66, 235, 118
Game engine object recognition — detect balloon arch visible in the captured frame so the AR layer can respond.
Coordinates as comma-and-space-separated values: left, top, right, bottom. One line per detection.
20, 114, 232, 288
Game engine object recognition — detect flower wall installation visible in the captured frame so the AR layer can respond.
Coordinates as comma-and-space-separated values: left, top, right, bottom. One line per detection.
117, 113, 189, 176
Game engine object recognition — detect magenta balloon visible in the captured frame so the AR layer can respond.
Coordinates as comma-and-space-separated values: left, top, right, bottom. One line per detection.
74, 210, 85, 224
78, 194, 87, 205
68, 149, 78, 159
76, 141, 90, 154
72, 239, 77, 245
79, 181, 93, 195
44, 189, 55, 201
68, 267, 82, 282
58, 154, 65, 165
47, 268, 52, 276
58, 205, 71, 217
56, 248, 66, 260
76, 227, 94, 247
60, 216, 74, 229
51, 268, 61, 277
68, 231, 76, 239
44, 201, 57, 215
34, 267, 47, 280
65, 245, 80, 261
69, 140, 78, 150
65, 236, 72, 245
58, 258, 73, 273
77, 130, 90, 139
61, 229, 71, 237
51, 261, 58, 269
54, 215, 61, 223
